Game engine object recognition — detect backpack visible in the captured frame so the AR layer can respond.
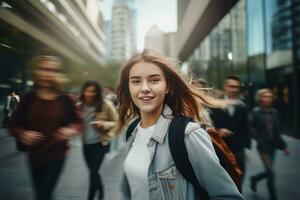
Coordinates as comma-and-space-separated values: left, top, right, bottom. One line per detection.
126, 116, 242, 199
14, 91, 77, 152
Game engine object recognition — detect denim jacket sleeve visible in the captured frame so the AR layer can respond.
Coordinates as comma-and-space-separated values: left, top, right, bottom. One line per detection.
184, 122, 244, 200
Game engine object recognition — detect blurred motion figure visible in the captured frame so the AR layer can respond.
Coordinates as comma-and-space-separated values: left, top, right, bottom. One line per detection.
210, 75, 251, 186
9, 55, 83, 200
79, 80, 118, 200
250, 88, 290, 200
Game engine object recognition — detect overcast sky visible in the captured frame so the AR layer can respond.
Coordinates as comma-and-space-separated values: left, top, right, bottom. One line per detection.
102, 0, 177, 50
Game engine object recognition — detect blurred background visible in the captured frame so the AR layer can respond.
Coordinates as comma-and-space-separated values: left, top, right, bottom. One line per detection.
0, 0, 299, 200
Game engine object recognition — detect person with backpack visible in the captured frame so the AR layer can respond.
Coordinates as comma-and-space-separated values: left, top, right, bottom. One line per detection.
78, 80, 118, 200
250, 88, 290, 200
116, 49, 244, 200
9, 55, 83, 200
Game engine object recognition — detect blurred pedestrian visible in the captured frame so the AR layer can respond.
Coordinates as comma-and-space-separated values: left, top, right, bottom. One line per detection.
116, 50, 244, 200
2, 89, 20, 127
103, 86, 119, 108
79, 80, 118, 200
9, 55, 83, 200
102, 86, 123, 154
250, 88, 290, 200
210, 75, 251, 184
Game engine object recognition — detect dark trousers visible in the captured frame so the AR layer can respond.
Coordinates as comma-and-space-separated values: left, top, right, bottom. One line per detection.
234, 150, 246, 174
29, 158, 65, 200
252, 150, 277, 199
83, 142, 109, 200
233, 149, 246, 192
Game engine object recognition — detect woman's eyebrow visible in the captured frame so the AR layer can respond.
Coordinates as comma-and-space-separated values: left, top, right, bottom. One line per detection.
148, 74, 161, 78
129, 76, 141, 79
129, 74, 161, 79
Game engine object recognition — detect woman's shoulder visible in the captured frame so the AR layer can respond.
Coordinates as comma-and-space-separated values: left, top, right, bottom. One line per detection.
183, 121, 217, 160
184, 121, 211, 142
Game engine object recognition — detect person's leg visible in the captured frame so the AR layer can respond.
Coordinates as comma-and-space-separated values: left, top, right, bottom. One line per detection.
89, 143, 109, 200
266, 150, 277, 200
38, 159, 65, 200
83, 143, 108, 200
83, 144, 97, 200
250, 151, 274, 194
28, 159, 45, 200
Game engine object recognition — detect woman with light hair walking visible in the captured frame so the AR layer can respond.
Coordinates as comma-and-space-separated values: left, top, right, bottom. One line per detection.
250, 88, 290, 200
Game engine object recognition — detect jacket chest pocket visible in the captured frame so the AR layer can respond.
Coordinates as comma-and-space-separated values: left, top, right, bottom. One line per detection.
149, 166, 182, 200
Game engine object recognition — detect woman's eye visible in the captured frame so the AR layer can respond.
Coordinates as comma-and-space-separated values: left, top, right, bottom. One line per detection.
150, 79, 160, 83
131, 80, 140, 84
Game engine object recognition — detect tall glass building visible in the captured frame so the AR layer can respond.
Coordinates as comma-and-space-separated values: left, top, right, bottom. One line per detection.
247, 0, 300, 137
179, 0, 300, 137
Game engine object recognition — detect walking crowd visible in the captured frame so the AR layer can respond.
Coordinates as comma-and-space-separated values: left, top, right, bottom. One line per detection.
3, 50, 290, 200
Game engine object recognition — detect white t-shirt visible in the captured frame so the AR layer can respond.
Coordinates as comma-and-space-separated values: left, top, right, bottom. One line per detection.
124, 123, 155, 200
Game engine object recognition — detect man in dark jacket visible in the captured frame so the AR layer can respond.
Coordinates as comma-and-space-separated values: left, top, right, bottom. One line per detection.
210, 75, 251, 182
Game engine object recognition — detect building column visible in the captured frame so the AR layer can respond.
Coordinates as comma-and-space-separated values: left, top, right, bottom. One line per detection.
291, 0, 299, 137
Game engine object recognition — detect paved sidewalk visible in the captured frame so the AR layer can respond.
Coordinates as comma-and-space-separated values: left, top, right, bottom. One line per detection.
0, 129, 126, 200
0, 127, 299, 200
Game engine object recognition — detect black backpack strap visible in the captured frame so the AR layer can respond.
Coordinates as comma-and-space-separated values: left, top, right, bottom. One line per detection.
125, 118, 141, 141
168, 116, 210, 199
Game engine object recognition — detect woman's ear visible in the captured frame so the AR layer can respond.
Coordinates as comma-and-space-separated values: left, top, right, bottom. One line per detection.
166, 87, 170, 95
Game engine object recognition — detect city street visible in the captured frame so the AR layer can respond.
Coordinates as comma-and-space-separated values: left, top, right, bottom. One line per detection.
1, 0, 300, 199
0, 128, 299, 200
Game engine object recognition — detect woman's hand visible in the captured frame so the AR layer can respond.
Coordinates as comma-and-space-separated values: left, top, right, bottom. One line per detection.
19, 130, 44, 145
94, 121, 105, 130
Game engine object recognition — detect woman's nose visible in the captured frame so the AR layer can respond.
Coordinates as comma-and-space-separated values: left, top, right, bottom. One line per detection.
141, 81, 150, 93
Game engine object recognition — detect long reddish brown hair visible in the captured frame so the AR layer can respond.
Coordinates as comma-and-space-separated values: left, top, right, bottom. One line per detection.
116, 49, 229, 129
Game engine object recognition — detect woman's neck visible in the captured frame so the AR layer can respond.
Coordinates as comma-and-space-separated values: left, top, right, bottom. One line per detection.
36, 87, 59, 100
140, 106, 163, 128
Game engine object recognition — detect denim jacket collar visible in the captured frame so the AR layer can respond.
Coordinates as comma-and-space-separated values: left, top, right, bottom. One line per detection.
151, 105, 173, 143
128, 104, 173, 145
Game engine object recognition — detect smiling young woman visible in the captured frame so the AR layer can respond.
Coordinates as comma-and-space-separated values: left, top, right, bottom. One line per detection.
116, 49, 244, 200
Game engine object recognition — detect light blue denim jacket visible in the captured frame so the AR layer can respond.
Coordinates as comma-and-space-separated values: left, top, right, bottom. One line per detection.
121, 105, 244, 200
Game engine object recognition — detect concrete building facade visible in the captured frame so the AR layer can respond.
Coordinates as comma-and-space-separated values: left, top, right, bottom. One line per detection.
144, 25, 177, 58
0, 0, 106, 98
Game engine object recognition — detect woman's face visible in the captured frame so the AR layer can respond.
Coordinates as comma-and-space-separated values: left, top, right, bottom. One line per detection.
260, 91, 273, 108
83, 85, 97, 104
35, 60, 61, 88
129, 61, 168, 117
